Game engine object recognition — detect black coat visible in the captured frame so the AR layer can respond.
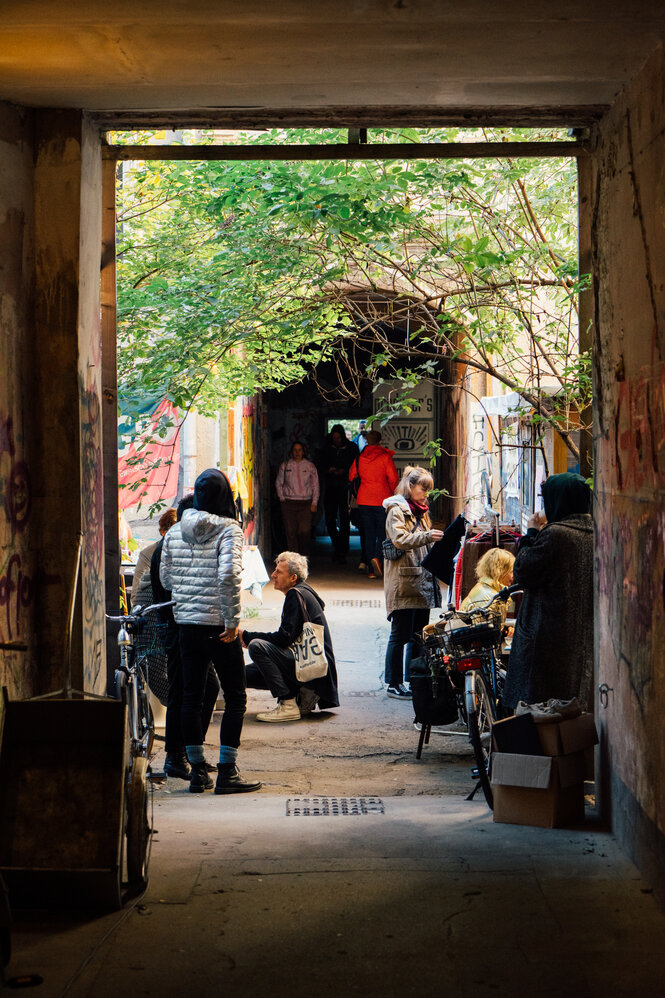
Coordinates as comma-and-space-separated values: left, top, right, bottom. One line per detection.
242, 583, 340, 708
502, 513, 593, 710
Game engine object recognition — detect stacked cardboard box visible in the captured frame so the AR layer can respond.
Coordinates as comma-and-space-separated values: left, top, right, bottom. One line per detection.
491, 712, 598, 828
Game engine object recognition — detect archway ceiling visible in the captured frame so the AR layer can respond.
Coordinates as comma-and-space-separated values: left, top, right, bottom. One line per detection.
2, 1, 665, 127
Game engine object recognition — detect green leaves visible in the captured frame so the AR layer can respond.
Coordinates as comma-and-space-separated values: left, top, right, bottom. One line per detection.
116, 126, 584, 459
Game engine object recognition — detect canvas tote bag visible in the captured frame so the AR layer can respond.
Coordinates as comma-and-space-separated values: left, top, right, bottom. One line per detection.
289, 589, 329, 683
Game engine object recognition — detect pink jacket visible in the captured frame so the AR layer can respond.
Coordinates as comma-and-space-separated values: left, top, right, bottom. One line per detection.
276, 458, 320, 504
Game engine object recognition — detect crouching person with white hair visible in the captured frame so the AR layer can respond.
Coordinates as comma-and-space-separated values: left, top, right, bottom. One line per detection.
240, 552, 340, 722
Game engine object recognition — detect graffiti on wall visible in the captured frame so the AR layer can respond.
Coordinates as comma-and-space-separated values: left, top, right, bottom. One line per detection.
241, 398, 256, 540
0, 414, 34, 646
614, 362, 665, 493
596, 493, 665, 718
80, 378, 104, 690
1, 415, 32, 533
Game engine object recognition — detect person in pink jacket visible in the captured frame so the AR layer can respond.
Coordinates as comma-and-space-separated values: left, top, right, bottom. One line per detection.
275, 441, 320, 557
349, 430, 399, 578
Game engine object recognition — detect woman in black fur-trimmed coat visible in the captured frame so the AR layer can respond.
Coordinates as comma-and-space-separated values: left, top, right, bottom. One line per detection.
502, 473, 593, 711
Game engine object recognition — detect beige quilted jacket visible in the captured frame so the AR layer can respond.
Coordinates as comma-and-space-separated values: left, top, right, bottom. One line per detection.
382, 495, 441, 618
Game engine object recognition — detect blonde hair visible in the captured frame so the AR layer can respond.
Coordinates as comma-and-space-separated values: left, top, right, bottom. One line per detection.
275, 551, 309, 583
395, 466, 434, 499
475, 548, 515, 584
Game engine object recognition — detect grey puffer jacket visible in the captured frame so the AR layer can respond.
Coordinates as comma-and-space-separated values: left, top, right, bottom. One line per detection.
160, 509, 243, 627
382, 494, 441, 618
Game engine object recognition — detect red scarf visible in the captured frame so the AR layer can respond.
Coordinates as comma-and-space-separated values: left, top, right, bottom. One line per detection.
407, 498, 429, 521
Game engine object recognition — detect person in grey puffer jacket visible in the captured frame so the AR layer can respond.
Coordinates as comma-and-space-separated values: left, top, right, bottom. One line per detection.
160, 468, 261, 795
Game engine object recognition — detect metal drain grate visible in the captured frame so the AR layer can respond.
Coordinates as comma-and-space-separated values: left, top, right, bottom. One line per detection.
286, 796, 385, 816
329, 599, 383, 608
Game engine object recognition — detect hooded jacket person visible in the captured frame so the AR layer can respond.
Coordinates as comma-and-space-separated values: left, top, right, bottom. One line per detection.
502, 472, 593, 711
160, 469, 261, 796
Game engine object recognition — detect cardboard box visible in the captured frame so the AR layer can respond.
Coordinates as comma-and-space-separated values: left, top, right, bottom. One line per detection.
535, 712, 598, 757
491, 750, 586, 828
491, 714, 544, 756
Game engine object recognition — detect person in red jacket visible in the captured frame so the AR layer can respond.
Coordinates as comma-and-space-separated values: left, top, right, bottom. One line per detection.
349, 430, 399, 578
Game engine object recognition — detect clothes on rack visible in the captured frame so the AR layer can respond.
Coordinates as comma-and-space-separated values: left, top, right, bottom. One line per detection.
452, 523, 521, 608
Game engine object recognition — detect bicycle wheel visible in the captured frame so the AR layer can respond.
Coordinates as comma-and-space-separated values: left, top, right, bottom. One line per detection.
126, 756, 151, 890
467, 671, 495, 809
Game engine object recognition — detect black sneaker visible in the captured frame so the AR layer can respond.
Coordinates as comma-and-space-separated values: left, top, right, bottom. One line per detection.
387, 685, 412, 700
189, 762, 214, 793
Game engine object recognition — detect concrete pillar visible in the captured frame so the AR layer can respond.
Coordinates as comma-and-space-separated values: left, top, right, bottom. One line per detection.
32, 110, 106, 695
0, 103, 39, 698
181, 411, 198, 493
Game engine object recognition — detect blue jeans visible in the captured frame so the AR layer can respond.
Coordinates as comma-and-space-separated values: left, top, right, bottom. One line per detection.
384, 608, 430, 686
359, 505, 387, 563
179, 625, 247, 749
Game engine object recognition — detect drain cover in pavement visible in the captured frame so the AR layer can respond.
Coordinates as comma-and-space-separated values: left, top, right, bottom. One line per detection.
329, 599, 383, 608
286, 796, 385, 816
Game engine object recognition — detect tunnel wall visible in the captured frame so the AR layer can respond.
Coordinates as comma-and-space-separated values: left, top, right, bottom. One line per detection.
593, 41, 665, 897
0, 104, 38, 697
0, 105, 106, 698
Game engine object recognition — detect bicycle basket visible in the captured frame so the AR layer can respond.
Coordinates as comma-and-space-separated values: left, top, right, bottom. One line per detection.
427, 613, 502, 659
132, 588, 170, 706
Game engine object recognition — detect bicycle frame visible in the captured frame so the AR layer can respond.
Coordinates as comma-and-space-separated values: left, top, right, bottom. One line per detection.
421, 585, 520, 807
108, 601, 174, 759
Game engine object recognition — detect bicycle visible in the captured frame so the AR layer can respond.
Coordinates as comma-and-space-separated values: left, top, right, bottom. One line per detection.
106, 599, 174, 890
420, 584, 519, 809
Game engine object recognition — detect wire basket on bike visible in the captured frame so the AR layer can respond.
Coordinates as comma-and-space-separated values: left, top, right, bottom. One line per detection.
423, 610, 502, 671
131, 583, 170, 706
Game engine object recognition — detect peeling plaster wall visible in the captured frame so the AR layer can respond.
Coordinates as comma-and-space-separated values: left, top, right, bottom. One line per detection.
593, 41, 665, 894
0, 104, 38, 697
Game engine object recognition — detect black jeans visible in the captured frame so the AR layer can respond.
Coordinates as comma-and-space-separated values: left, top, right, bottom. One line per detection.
164, 619, 220, 753
359, 505, 387, 563
179, 625, 247, 749
247, 639, 298, 700
384, 608, 430, 687
324, 486, 350, 556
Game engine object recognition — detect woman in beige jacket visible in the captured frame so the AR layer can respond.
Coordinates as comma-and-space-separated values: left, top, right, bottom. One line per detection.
382, 467, 443, 699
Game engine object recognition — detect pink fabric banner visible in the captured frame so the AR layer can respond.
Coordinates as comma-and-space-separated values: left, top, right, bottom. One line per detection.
118, 399, 179, 510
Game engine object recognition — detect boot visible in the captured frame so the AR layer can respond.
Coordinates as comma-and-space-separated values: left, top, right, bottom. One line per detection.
189, 761, 214, 793
214, 763, 262, 795
164, 751, 190, 780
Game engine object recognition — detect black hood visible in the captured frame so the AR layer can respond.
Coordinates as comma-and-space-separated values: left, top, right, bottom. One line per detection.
193, 469, 236, 520
542, 473, 591, 523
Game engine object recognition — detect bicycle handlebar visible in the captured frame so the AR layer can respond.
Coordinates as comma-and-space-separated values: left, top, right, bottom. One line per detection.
106, 599, 175, 623
442, 584, 522, 620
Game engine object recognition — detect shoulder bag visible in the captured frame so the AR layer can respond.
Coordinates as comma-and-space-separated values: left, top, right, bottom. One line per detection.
289, 589, 329, 682
382, 518, 418, 561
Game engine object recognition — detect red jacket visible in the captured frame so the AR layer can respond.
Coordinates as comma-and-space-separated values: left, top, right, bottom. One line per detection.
349, 445, 399, 507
